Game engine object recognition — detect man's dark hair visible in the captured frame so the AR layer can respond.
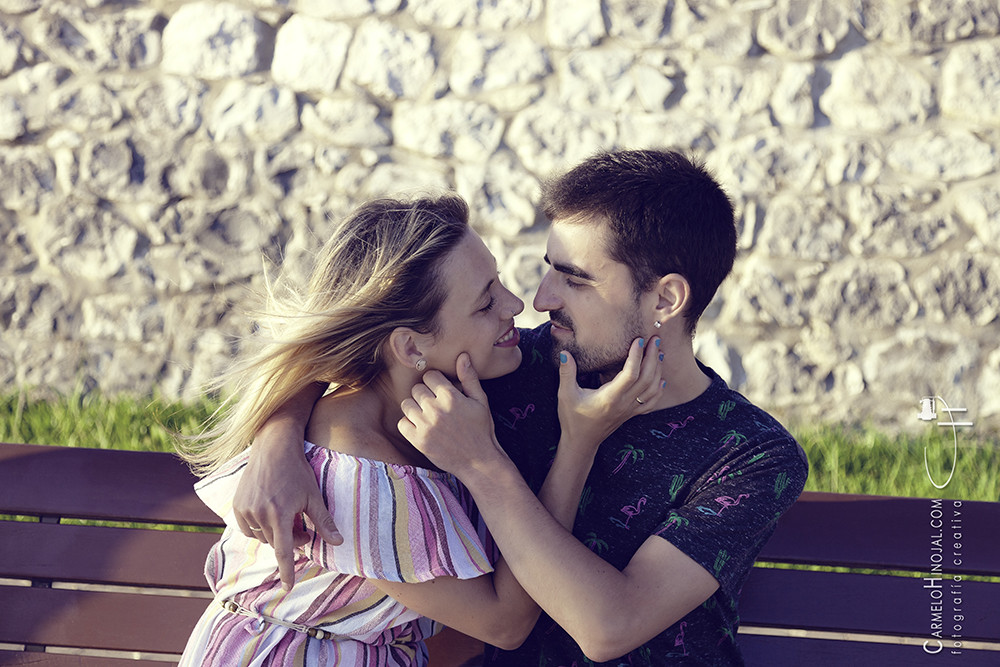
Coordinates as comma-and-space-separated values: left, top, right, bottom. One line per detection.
539, 149, 736, 336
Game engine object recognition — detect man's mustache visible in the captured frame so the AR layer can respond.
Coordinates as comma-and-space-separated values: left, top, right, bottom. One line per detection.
549, 311, 573, 331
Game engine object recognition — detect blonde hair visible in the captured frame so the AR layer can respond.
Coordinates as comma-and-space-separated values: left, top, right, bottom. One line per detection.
178, 194, 470, 475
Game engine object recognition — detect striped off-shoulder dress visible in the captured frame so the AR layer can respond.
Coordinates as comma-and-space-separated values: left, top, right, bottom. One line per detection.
179, 441, 495, 666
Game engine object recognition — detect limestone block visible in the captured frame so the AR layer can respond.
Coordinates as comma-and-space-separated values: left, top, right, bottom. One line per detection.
681, 64, 775, 139
954, 181, 1000, 246
0, 209, 34, 275
343, 19, 435, 100
849, 208, 958, 259
476, 0, 542, 30
0, 23, 25, 77
11, 339, 90, 397
81, 295, 163, 344
272, 15, 352, 95
164, 143, 245, 201
449, 31, 549, 97
0, 146, 55, 214
0, 0, 41, 12
741, 340, 821, 409
557, 48, 636, 109
47, 81, 123, 133
693, 330, 746, 389
820, 50, 933, 132
409, 0, 478, 28
912, 253, 1000, 326
0, 93, 26, 141
942, 40, 1000, 125
0, 278, 76, 339
812, 259, 919, 332
757, 194, 847, 261
975, 347, 1000, 420
130, 77, 206, 138
207, 81, 299, 143
333, 157, 450, 199
683, 12, 754, 60
302, 98, 391, 147
605, 0, 671, 44
545, 0, 604, 49
823, 138, 883, 186
507, 104, 617, 176
887, 129, 997, 181
758, 0, 851, 58
162, 2, 266, 80
290, 0, 401, 20
722, 258, 818, 328
455, 150, 540, 237
711, 130, 825, 201
855, 0, 999, 46
392, 99, 503, 161
632, 54, 677, 112
770, 62, 815, 128
617, 112, 712, 156
80, 340, 173, 397
80, 136, 133, 200
32, 4, 161, 72
861, 329, 979, 407
33, 197, 139, 283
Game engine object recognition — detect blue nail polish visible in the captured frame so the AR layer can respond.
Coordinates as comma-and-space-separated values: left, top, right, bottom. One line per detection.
560, 352, 567, 363
655, 338, 661, 348
659, 353, 664, 362
638, 338, 645, 348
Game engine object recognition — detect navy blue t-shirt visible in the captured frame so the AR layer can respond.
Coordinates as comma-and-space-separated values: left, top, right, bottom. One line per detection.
479, 324, 809, 666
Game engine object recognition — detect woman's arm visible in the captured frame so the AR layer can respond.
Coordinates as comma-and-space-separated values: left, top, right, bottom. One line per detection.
232, 381, 341, 589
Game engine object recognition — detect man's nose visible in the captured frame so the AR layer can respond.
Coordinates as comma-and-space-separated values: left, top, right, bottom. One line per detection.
532, 270, 559, 313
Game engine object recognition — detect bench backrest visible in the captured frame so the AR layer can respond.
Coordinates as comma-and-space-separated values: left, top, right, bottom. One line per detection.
2, 442, 998, 665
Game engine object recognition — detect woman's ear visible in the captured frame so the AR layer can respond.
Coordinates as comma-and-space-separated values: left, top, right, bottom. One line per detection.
655, 273, 691, 323
387, 327, 432, 371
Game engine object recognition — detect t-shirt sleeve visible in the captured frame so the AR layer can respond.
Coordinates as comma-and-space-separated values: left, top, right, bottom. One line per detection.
651, 433, 808, 597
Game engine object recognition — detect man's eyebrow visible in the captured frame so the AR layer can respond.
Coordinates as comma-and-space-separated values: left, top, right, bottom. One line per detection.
543, 254, 595, 281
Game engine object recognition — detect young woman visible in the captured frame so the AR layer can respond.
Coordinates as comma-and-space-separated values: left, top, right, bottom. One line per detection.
176, 194, 662, 666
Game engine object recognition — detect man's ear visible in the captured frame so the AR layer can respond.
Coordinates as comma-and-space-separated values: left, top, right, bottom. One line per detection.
387, 327, 432, 370
655, 273, 691, 323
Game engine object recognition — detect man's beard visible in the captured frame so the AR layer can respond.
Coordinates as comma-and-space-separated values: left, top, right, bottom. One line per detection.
549, 308, 646, 378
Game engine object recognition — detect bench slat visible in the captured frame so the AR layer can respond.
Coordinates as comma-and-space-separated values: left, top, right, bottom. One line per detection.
0, 443, 221, 526
740, 567, 1000, 644
760, 493, 1000, 576
740, 634, 991, 667
0, 520, 218, 589
0, 651, 170, 666
0, 586, 207, 655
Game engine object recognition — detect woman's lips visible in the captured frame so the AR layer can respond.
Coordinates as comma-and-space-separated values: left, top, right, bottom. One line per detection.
494, 325, 519, 347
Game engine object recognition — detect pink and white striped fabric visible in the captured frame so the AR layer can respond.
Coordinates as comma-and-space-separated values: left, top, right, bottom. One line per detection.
179, 442, 494, 666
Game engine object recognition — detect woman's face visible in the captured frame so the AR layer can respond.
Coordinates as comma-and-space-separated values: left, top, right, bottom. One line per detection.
422, 229, 524, 380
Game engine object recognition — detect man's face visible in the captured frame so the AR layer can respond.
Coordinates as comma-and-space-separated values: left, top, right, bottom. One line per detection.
532, 217, 647, 380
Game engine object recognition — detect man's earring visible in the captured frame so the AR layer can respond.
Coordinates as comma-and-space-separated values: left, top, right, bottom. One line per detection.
653, 321, 662, 329
415, 359, 427, 372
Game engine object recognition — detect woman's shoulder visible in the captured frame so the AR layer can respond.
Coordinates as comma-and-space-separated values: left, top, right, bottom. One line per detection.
307, 389, 418, 467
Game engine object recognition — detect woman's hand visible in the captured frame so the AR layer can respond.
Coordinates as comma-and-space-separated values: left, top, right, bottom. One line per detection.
398, 354, 508, 480
556, 336, 665, 459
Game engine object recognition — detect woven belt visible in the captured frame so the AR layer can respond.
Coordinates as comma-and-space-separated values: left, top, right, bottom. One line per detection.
218, 598, 337, 640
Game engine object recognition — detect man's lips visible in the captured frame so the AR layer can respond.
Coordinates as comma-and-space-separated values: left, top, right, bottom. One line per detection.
494, 324, 519, 347
549, 319, 572, 334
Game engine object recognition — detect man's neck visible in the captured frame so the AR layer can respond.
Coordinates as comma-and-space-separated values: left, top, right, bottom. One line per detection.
598, 337, 711, 411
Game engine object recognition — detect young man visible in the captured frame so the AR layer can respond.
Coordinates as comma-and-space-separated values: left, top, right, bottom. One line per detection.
235, 149, 808, 664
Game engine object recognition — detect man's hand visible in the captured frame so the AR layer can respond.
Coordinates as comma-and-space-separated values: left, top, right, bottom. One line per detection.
556, 336, 665, 456
398, 353, 505, 477
231, 390, 342, 590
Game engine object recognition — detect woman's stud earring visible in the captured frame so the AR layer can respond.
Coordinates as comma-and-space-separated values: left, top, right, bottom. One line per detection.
653, 321, 662, 329
415, 359, 427, 372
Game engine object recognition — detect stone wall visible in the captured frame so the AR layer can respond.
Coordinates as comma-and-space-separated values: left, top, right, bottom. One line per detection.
1, 0, 997, 431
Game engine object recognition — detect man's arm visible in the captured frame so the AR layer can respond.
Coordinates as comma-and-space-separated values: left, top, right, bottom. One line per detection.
399, 343, 707, 662
232, 381, 340, 589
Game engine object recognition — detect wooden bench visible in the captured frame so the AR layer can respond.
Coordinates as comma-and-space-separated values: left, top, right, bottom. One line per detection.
2, 442, 999, 665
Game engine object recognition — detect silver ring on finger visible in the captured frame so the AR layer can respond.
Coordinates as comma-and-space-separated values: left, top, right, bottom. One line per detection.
249, 526, 264, 532
635, 397, 645, 405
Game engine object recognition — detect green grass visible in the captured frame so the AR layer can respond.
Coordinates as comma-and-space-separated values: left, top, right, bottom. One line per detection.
1, 390, 997, 502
